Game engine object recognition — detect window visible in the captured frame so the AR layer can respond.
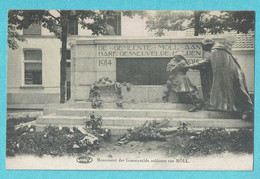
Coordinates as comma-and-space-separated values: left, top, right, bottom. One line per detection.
24, 50, 42, 85
23, 24, 41, 35
106, 12, 121, 35
68, 21, 78, 35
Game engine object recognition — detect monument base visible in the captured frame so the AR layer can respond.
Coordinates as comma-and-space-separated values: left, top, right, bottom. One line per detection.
35, 101, 251, 136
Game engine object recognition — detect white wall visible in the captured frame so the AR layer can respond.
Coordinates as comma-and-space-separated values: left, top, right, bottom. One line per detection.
77, 14, 149, 37
121, 16, 148, 36
8, 37, 61, 92
7, 37, 62, 106
233, 49, 254, 93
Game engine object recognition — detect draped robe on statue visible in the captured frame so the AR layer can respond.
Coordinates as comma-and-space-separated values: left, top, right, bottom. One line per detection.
199, 61, 213, 105
205, 43, 253, 112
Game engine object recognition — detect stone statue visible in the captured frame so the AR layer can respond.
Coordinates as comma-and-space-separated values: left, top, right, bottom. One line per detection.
166, 55, 201, 112
187, 38, 253, 120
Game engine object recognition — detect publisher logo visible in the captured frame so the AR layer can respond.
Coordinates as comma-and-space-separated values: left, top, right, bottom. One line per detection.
76, 156, 93, 164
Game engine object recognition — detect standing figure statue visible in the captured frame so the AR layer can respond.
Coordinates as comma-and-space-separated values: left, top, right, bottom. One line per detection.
188, 38, 253, 120
167, 55, 201, 112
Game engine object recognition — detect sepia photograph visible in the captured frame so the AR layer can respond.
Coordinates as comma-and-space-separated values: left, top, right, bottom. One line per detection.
6, 10, 255, 170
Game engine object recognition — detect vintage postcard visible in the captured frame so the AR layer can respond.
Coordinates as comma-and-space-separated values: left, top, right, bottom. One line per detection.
6, 10, 254, 170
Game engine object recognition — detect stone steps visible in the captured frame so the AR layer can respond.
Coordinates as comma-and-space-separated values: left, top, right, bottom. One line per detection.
43, 102, 193, 115
37, 115, 251, 128
35, 102, 252, 136
37, 115, 86, 125
69, 102, 193, 110
55, 108, 241, 119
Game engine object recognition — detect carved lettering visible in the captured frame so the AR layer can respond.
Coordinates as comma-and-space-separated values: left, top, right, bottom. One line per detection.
97, 44, 202, 58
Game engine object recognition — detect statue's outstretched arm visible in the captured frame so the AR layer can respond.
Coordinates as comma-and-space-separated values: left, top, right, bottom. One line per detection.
187, 58, 210, 70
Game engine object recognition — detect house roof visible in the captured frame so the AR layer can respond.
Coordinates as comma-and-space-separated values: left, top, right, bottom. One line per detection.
230, 31, 254, 49
184, 29, 254, 49
147, 29, 254, 49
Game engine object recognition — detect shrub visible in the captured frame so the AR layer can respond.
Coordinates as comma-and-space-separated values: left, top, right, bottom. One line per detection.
7, 113, 111, 157
168, 127, 254, 156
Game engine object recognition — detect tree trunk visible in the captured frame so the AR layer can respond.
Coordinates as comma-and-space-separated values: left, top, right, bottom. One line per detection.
60, 13, 68, 103
194, 11, 201, 36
